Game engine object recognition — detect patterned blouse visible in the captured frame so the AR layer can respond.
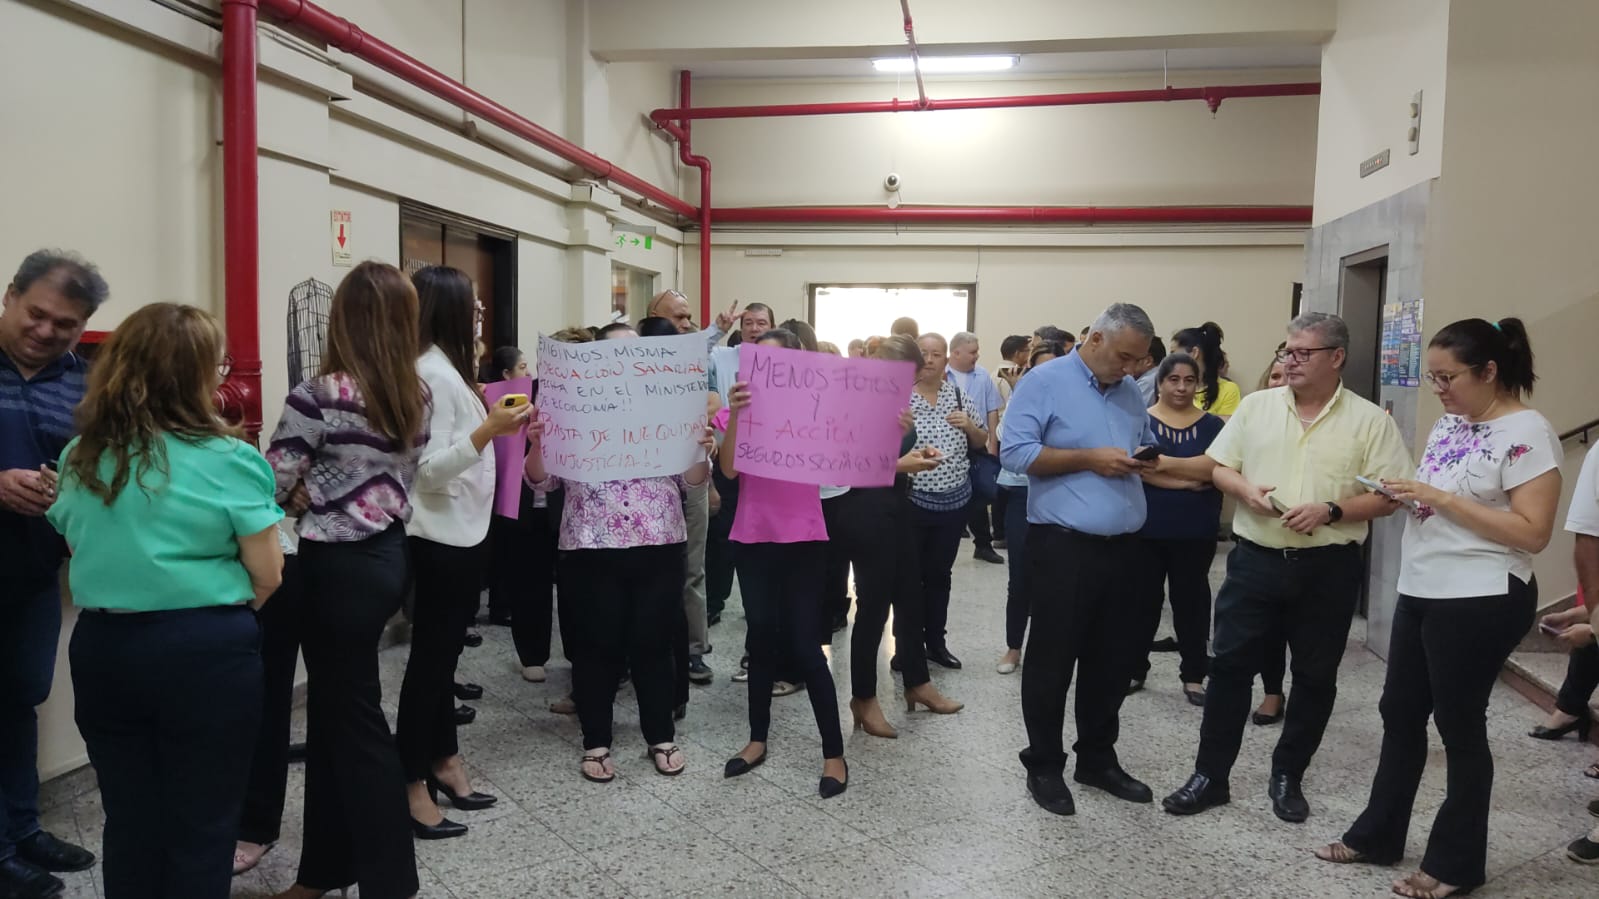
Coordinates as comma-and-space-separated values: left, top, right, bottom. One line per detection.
527, 474, 688, 551
266, 373, 426, 543
909, 381, 979, 496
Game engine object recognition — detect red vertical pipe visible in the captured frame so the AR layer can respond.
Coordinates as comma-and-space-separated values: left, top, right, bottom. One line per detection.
219, 0, 262, 439
677, 71, 713, 326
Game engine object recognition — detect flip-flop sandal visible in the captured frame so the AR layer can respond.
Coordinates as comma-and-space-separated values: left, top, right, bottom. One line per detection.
1583, 762, 1599, 780
1392, 872, 1475, 898
580, 752, 615, 783
233, 841, 275, 876
1314, 842, 1375, 864
649, 744, 686, 776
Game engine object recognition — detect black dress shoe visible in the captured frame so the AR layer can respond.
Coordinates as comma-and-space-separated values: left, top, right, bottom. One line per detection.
286, 741, 308, 763
818, 760, 849, 799
1528, 716, 1592, 741
16, 832, 95, 873
1252, 706, 1285, 726
453, 682, 484, 701
1074, 766, 1153, 803
723, 752, 767, 778
1268, 772, 1310, 823
1025, 772, 1076, 816
462, 631, 484, 648
410, 816, 468, 840
926, 648, 962, 670
0, 856, 64, 899
427, 775, 497, 811
1161, 772, 1230, 815
974, 546, 1005, 564
454, 704, 477, 725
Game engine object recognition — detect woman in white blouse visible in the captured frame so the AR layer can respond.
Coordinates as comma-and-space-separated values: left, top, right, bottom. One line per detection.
1316, 318, 1561, 899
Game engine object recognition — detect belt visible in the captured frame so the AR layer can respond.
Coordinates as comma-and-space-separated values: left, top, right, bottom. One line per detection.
1041, 524, 1138, 544
1233, 536, 1356, 561
79, 602, 252, 616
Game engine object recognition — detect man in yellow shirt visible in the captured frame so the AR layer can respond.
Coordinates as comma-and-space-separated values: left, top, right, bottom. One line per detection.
1155, 312, 1413, 824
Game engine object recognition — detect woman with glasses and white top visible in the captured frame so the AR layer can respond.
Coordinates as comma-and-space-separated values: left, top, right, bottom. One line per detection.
1316, 318, 1561, 899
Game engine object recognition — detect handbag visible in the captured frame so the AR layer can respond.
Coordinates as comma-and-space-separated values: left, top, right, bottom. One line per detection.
954, 385, 1000, 503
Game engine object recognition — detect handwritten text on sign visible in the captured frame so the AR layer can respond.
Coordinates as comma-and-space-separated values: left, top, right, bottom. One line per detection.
734, 344, 915, 488
536, 332, 709, 483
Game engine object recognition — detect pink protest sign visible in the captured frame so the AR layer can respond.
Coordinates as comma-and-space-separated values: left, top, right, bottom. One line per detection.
484, 376, 534, 518
732, 344, 916, 487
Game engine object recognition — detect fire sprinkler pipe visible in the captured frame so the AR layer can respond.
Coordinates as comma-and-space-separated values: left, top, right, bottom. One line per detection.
650, 81, 1320, 123
261, 0, 697, 219
899, 0, 928, 110
218, 0, 263, 438
675, 71, 714, 326
710, 205, 1313, 225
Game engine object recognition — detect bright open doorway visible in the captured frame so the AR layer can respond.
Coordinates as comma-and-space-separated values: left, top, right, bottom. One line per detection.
808, 284, 974, 351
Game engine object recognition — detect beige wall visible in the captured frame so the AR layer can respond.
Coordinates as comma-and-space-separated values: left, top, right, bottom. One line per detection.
1311, 0, 1449, 225
687, 70, 1319, 208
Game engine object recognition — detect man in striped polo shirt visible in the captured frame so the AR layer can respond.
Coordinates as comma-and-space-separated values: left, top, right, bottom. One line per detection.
0, 250, 106, 899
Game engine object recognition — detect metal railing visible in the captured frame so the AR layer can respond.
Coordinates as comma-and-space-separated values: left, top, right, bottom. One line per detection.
1560, 417, 1599, 444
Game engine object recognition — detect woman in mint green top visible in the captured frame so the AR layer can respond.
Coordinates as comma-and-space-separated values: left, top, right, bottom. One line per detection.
44, 303, 284, 899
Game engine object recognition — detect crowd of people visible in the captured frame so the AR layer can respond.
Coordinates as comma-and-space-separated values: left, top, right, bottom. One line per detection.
0, 247, 1596, 899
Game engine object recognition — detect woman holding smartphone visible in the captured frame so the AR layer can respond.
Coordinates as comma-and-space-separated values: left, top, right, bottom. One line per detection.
1316, 318, 1561, 899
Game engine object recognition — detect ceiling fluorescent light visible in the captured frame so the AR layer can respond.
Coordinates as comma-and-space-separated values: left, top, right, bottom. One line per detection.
873, 55, 1018, 74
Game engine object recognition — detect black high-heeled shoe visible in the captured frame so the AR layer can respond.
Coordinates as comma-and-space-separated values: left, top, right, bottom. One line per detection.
427, 775, 497, 811
819, 759, 849, 799
409, 816, 467, 840
1528, 715, 1592, 741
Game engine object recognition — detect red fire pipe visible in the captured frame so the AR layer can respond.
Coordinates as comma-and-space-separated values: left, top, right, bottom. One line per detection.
261, 0, 697, 219
218, 0, 263, 439
899, 0, 928, 110
675, 71, 714, 326
651, 82, 1319, 123
711, 205, 1313, 225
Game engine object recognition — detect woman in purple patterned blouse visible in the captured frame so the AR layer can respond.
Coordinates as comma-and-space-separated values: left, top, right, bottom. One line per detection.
265, 261, 428, 899
522, 325, 714, 783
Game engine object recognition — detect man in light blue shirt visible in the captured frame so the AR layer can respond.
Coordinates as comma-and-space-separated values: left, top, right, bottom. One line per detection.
946, 332, 1006, 564
999, 302, 1160, 818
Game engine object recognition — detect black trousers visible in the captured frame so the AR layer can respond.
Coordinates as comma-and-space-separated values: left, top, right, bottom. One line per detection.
1343, 578, 1535, 889
705, 469, 740, 621
738, 541, 845, 759
1018, 527, 1144, 775
829, 488, 931, 698
396, 537, 483, 781
1132, 537, 1215, 684
492, 487, 564, 668
821, 495, 854, 629
72, 606, 262, 899
967, 495, 995, 551
1556, 637, 1599, 719
295, 527, 417, 898
914, 503, 968, 655
1260, 627, 1289, 696
1001, 486, 1030, 651
560, 544, 682, 750
1194, 540, 1362, 783
239, 554, 304, 845
992, 487, 1009, 542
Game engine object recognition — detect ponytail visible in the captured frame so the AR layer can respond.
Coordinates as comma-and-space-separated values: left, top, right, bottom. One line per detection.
1429, 317, 1537, 397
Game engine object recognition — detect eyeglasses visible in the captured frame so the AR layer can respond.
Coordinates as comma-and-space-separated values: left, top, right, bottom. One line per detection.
218, 354, 233, 379
1274, 346, 1336, 364
1424, 367, 1476, 390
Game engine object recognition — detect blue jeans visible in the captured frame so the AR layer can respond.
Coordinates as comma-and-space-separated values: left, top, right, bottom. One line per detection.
0, 576, 61, 862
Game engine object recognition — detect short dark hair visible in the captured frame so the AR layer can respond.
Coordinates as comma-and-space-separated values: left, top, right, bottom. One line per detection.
1157, 350, 1201, 384
1033, 325, 1069, 345
488, 346, 523, 381
1028, 342, 1067, 369
756, 327, 802, 350
10, 249, 109, 313
779, 319, 819, 352
1147, 335, 1167, 366
1000, 335, 1029, 358
636, 316, 678, 338
1429, 317, 1536, 396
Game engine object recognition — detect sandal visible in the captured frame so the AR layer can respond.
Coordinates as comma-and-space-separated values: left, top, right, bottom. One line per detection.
233, 840, 275, 876
1314, 841, 1375, 865
580, 751, 615, 784
1584, 762, 1599, 780
1392, 871, 1475, 898
648, 743, 686, 776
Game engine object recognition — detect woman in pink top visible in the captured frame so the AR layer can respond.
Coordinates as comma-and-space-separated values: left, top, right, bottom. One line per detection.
522, 328, 714, 784
718, 328, 849, 799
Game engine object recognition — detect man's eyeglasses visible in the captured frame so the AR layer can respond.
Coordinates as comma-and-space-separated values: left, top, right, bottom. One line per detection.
1274, 346, 1336, 364
1423, 367, 1476, 390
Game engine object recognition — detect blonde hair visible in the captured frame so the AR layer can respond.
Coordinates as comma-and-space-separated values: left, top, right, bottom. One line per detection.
817, 341, 841, 356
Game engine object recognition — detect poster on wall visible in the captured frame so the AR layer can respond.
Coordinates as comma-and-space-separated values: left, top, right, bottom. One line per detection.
1380, 296, 1424, 388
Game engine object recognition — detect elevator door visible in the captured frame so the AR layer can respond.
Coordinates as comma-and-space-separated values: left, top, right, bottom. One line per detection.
1336, 247, 1389, 618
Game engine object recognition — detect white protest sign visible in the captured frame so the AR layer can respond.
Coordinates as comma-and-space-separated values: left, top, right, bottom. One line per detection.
535, 331, 710, 483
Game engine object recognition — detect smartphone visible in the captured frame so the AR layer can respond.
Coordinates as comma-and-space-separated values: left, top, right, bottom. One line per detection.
1539, 620, 1563, 637
498, 393, 530, 409
1131, 446, 1160, 462
1268, 495, 1290, 516
1356, 475, 1416, 508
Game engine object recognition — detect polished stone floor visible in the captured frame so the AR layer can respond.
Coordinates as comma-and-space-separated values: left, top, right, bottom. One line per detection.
42, 542, 1599, 897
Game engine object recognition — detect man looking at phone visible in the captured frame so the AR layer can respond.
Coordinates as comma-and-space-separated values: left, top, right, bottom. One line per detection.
0, 250, 106, 897
1157, 312, 1412, 824
1000, 303, 1160, 816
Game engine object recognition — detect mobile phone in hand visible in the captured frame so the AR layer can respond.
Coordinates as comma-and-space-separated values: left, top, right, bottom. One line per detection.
1356, 475, 1416, 508
1539, 620, 1563, 636
1131, 446, 1160, 462
1268, 495, 1290, 516
499, 393, 530, 409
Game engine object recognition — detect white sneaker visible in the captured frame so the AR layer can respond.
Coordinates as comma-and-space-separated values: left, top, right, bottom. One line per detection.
522, 665, 547, 683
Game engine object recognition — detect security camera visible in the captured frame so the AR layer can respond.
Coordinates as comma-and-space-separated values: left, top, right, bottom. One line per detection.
884, 173, 902, 192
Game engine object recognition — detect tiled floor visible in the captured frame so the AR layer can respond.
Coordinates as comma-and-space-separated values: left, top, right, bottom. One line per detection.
41, 543, 1599, 898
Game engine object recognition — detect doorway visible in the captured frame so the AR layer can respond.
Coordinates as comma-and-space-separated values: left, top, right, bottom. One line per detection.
399, 203, 519, 361
808, 284, 975, 350
1336, 247, 1388, 404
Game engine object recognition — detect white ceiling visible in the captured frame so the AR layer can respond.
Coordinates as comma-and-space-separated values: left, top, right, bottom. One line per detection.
686, 45, 1322, 80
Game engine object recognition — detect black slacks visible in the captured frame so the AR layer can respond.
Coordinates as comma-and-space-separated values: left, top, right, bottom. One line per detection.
738, 541, 845, 759
830, 487, 931, 698
914, 503, 968, 655
1132, 537, 1216, 685
1556, 636, 1599, 719
492, 486, 564, 668
239, 554, 305, 845
1018, 526, 1144, 775
72, 606, 262, 899
295, 527, 417, 898
560, 544, 682, 750
1001, 485, 1030, 651
1343, 578, 1535, 889
821, 495, 854, 629
1194, 540, 1362, 783
705, 469, 740, 621
396, 537, 483, 781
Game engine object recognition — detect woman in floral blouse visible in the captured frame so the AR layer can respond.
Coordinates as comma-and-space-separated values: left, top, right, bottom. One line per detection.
1317, 318, 1561, 899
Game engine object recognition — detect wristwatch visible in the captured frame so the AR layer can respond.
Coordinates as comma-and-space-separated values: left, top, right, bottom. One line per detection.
1326, 501, 1344, 523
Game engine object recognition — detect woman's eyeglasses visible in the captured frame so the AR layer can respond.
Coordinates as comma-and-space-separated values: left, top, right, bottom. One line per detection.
1423, 367, 1476, 390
